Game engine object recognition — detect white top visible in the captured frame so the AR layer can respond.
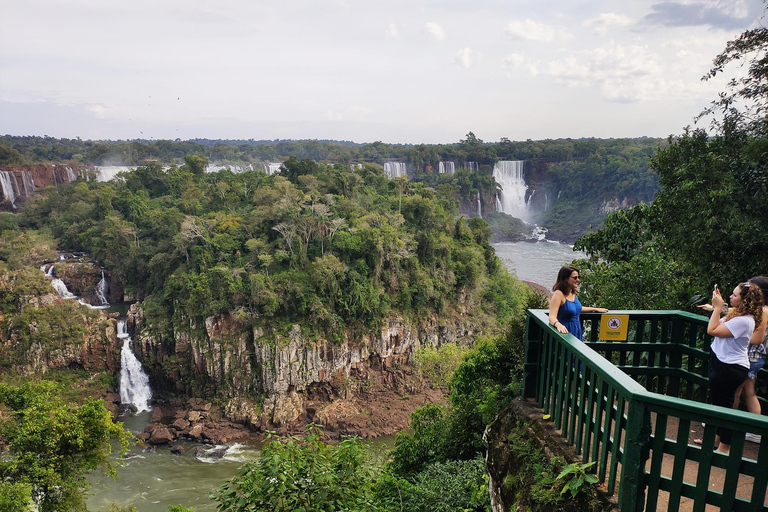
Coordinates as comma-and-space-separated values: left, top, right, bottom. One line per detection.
711, 315, 755, 369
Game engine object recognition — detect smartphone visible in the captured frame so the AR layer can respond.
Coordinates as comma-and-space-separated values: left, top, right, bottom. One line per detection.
714, 284, 718, 293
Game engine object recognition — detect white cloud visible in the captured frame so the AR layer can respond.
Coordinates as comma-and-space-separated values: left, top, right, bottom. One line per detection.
385, 23, 399, 39
455, 47, 482, 69
426, 22, 446, 40
583, 13, 634, 35
504, 19, 558, 41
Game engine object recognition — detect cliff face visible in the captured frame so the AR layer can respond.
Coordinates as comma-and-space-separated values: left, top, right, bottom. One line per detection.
1, 295, 122, 376
128, 304, 476, 429
0, 164, 90, 208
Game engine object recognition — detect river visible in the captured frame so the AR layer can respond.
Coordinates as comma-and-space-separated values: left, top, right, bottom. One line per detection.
86, 240, 582, 511
492, 240, 585, 288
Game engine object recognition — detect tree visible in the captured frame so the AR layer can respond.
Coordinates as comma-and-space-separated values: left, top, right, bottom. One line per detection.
213, 426, 376, 512
0, 382, 130, 512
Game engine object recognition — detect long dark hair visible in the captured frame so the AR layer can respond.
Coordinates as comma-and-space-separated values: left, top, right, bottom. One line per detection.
552, 266, 579, 295
725, 282, 765, 327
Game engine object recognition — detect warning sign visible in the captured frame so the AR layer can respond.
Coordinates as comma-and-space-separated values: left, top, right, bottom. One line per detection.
600, 314, 629, 341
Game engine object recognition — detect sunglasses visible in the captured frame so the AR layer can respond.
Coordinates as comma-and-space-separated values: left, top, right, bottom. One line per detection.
571, 275, 580, 280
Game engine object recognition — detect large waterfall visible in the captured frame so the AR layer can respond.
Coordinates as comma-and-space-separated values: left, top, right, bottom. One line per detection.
493, 161, 530, 221
384, 162, 407, 179
118, 320, 152, 413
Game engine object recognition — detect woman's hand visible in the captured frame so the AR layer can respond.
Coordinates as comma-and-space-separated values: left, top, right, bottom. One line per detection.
595, 308, 608, 313
554, 322, 568, 334
712, 288, 724, 308
697, 304, 714, 312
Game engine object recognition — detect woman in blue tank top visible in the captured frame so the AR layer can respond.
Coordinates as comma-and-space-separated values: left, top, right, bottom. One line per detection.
548, 266, 607, 341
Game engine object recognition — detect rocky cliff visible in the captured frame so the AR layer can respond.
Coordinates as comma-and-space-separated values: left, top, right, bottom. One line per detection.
128, 303, 477, 432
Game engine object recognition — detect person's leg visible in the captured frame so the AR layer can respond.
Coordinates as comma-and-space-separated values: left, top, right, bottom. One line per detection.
710, 362, 748, 453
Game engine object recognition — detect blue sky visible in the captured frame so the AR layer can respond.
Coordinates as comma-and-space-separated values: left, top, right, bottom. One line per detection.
0, 0, 763, 144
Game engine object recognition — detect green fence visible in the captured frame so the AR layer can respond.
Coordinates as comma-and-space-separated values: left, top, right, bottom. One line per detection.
524, 309, 768, 512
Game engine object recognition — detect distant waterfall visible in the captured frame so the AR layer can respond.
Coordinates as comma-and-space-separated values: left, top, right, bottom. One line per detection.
493, 161, 530, 221
439, 161, 455, 174
94, 166, 134, 183
45, 263, 77, 299
118, 320, 152, 413
0, 171, 19, 206
384, 162, 407, 179
96, 270, 109, 305
21, 172, 35, 197
464, 162, 478, 171
263, 163, 283, 175
477, 191, 482, 218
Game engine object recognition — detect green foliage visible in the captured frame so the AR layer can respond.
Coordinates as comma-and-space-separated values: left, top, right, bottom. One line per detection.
0, 381, 130, 512
213, 426, 377, 512
373, 458, 490, 512
556, 461, 599, 498
389, 404, 450, 477
0, 482, 33, 512
414, 343, 469, 389
167, 506, 196, 512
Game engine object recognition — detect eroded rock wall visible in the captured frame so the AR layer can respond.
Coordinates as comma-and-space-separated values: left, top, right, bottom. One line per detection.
128, 304, 478, 428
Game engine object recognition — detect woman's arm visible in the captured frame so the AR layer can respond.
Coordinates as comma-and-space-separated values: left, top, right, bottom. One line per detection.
707, 288, 733, 337
749, 307, 768, 345
582, 306, 608, 313
548, 290, 568, 334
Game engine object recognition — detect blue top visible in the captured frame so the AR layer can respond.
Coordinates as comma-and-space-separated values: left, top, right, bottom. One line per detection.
558, 295, 583, 341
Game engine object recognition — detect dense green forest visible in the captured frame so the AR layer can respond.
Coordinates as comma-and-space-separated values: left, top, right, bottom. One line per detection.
0, 133, 663, 241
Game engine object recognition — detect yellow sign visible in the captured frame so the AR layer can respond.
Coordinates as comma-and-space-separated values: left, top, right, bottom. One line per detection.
600, 314, 629, 341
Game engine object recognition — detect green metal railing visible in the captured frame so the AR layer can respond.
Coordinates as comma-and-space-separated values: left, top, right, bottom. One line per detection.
524, 309, 768, 512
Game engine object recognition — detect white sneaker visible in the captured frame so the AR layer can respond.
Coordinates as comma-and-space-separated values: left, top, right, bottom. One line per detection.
745, 433, 761, 443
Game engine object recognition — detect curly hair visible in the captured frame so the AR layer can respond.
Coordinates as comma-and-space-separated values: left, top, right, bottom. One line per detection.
725, 282, 765, 327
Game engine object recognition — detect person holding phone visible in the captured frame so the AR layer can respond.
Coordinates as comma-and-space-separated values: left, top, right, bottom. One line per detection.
548, 266, 608, 341
695, 281, 764, 454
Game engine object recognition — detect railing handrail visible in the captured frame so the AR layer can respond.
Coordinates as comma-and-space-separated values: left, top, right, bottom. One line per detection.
528, 309, 768, 430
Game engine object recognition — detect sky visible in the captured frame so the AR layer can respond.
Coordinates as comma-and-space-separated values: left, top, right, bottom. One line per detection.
0, 0, 765, 144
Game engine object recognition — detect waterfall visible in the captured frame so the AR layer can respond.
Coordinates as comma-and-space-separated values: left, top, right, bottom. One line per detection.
65, 167, 77, 182
263, 163, 283, 175
118, 320, 152, 413
0, 171, 19, 206
384, 162, 407, 179
464, 162, 478, 171
477, 191, 482, 218
96, 270, 109, 305
438, 161, 455, 174
21, 171, 35, 197
493, 161, 530, 221
94, 166, 134, 182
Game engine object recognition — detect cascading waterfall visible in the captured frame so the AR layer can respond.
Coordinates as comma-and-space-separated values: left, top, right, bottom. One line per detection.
438, 161, 455, 174
0, 171, 19, 206
45, 264, 77, 299
94, 166, 134, 183
118, 320, 152, 413
493, 160, 531, 221
21, 171, 35, 197
65, 167, 77, 182
383, 162, 407, 179
477, 191, 482, 218
96, 270, 109, 305
464, 162, 478, 171
263, 163, 283, 175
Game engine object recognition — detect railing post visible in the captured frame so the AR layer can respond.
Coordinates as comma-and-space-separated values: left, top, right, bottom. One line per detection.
619, 398, 651, 511
524, 311, 543, 398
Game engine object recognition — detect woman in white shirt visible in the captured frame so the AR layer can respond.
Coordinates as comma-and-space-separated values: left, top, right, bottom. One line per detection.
701, 281, 764, 454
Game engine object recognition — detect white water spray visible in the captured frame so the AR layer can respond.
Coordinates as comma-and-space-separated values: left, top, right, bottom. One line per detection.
383, 162, 407, 179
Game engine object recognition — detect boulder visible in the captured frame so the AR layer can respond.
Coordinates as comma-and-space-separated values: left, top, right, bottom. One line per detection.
148, 427, 174, 445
